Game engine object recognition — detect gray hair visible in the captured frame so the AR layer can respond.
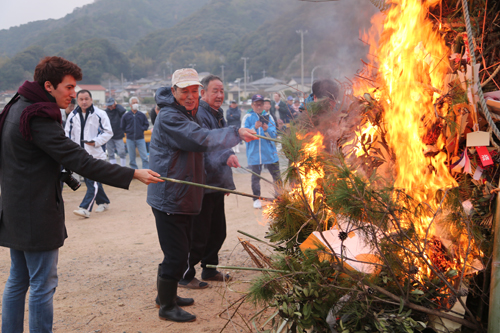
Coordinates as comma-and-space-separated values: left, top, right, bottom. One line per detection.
200, 74, 222, 91
129, 96, 139, 104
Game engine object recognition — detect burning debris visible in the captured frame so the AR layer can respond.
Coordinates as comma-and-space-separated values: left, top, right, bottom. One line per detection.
214, 0, 500, 332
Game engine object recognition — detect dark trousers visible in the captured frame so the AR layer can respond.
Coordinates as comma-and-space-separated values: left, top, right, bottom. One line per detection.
250, 162, 281, 200
79, 178, 110, 211
182, 192, 226, 281
152, 208, 193, 281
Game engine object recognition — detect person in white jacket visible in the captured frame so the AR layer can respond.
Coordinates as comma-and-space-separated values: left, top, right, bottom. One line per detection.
65, 90, 113, 218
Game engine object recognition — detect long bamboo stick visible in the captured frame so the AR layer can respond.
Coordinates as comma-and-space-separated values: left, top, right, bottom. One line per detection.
254, 134, 282, 143
239, 166, 274, 185
237, 230, 278, 248
205, 264, 289, 274
489, 174, 500, 333
155, 176, 274, 201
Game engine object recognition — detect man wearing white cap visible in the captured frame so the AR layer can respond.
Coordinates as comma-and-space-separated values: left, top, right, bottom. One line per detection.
147, 68, 257, 323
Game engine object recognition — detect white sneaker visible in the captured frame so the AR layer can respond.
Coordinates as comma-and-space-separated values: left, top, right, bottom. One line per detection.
73, 208, 90, 218
95, 203, 109, 213
253, 199, 262, 209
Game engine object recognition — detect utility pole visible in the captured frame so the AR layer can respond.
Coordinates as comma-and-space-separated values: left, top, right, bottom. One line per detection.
241, 57, 249, 100
296, 29, 308, 89
121, 73, 124, 103
220, 65, 225, 83
262, 69, 266, 78
166, 61, 172, 79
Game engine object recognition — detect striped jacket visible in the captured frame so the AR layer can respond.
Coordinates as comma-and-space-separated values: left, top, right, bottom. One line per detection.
65, 105, 113, 160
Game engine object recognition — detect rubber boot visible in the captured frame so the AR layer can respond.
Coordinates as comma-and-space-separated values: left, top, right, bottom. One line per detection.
158, 276, 196, 322
156, 264, 194, 307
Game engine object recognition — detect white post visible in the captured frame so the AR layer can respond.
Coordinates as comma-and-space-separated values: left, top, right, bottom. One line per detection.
241, 57, 249, 99
296, 30, 308, 90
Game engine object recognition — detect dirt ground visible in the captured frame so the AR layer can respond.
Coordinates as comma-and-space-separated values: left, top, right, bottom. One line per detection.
0, 172, 277, 333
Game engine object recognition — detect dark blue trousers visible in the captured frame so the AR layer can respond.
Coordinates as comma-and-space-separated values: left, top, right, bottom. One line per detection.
79, 178, 110, 212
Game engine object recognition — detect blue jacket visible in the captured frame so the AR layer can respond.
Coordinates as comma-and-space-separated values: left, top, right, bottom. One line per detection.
121, 110, 149, 140
196, 100, 236, 193
147, 87, 241, 215
242, 110, 279, 165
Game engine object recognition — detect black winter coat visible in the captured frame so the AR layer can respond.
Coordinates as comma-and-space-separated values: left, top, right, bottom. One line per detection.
105, 104, 126, 139
147, 87, 240, 215
225, 106, 241, 128
197, 100, 236, 193
0, 96, 135, 252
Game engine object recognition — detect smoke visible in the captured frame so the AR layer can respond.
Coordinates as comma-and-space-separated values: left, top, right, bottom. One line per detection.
299, 0, 380, 81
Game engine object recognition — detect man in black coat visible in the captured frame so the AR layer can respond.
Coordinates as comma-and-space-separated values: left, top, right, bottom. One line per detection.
225, 100, 242, 152
104, 97, 127, 166
225, 100, 241, 128
0, 56, 161, 332
179, 75, 238, 289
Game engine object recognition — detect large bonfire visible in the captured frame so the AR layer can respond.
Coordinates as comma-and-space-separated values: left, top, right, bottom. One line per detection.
238, 0, 498, 332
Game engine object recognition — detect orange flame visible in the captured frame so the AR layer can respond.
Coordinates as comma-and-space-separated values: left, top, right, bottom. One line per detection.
292, 133, 325, 211
354, 0, 481, 276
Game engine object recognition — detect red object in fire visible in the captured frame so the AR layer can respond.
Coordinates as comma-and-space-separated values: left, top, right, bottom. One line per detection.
477, 146, 493, 167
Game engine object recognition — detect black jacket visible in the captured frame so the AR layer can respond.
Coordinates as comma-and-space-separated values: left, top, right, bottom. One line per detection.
225, 106, 241, 128
197, 100, 236, 193
147, 87, 240, 215
105, 104, 126, 139
0, 96, 135, 252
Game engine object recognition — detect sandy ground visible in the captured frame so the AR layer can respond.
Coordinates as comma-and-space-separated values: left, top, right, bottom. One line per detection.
0, 172, 277, 333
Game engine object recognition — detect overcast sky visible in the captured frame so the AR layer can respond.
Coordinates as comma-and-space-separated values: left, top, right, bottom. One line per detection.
0, 0, 95, 31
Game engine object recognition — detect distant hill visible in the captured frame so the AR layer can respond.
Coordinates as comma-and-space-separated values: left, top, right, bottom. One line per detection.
0, 0, 209, 57
59, 38, 130, 84
225, 0, 379, 82
0, 0, 379, 89
129, 0, 378, 81
128, 0, 293, 77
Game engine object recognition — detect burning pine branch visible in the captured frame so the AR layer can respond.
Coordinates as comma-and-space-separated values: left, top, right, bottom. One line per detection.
232, 0, 500, 331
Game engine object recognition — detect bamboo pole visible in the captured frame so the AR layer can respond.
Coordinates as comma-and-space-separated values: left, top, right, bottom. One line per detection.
237, 230, 278, 248
155, 176, 274, 201
488, 175, 500, 333
239, 166, 274, 185
254, 134, 282, 144
205, 264, 289, 274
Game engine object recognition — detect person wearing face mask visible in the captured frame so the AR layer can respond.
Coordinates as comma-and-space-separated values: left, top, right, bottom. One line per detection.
121, 96, 150, 169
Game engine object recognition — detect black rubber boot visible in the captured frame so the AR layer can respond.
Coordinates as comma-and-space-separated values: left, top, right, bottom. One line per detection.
156, 264, 194, 307
157, 276, 196, 322
155, 295, 194, 307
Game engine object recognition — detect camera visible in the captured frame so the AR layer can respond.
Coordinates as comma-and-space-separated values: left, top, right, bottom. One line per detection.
60, 169, 81, 191
258, 114, 270, 125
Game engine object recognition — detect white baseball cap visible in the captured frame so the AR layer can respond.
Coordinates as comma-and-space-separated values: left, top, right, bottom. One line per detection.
171, 68, 203, 88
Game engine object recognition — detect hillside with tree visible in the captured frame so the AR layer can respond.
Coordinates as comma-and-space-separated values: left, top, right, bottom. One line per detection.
0, 0, 378, 89
0, 0, 209, 57
127, 0, 292, 78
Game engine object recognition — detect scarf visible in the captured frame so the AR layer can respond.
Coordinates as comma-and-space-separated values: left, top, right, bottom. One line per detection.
0, 81, 62, 141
